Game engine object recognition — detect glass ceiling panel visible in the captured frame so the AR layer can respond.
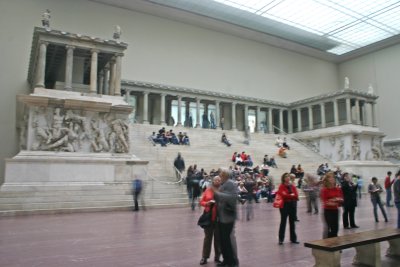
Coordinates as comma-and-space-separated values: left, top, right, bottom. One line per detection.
149, 0, 400, 56
211, 0, 400, 55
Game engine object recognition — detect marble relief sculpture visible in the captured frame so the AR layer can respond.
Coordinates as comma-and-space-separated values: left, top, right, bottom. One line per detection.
370, 137, 383, 160
28, 107, 129, 153
338, 139, 345, 161
352, 135, 361, 160
344, 77, 350, 89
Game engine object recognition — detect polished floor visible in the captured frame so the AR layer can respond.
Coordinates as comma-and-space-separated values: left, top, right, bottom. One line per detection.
1, 196, 400, 267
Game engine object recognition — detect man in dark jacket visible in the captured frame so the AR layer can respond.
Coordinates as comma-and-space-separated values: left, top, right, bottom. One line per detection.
173, 153, 185, 181
213, 168, 239, 267
341, 173, 359, 229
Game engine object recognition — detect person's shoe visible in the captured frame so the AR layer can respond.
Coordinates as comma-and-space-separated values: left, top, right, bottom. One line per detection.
344, 226, 351, 229
214, 257, 222, 263
295, 219, 300, 222
278, 241, 283, 245
314, 210, 319, 214
291, 241, 300, 244
217, 262, 228, 267
351, 225, 359, 228
385, 218, 389, 222
200, 258, 207, 265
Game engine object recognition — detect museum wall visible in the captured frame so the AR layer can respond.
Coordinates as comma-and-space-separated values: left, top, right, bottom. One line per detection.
338, 43, 400, 141
0, 0, 348, 182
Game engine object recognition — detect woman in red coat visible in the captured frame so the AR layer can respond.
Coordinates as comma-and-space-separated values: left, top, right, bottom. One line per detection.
277, 172, 299, 245
320, 172, 344, 238
199, 176, 222, 265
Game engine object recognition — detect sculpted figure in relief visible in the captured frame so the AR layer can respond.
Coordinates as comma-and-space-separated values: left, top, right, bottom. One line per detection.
109, 118, 129, 153
370, 137, 383, 160
90, 119, 110, 152
338, 139, 345, 161
352, 135, 361, 160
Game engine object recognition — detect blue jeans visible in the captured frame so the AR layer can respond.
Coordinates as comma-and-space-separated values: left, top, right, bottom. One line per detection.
395, 202, 400, 229
371, 197, 388, 222
386, 188, 392, 206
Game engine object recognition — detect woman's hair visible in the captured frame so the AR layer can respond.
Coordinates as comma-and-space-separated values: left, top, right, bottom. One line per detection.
396, 170, 400, 177
281, 172, 290, 184
322, 171, 335, 188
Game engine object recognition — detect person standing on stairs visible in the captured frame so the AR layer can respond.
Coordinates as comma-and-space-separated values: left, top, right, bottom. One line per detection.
174, 153, 185, 182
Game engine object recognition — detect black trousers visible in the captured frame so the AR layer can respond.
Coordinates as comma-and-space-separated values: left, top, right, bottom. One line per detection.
218, 222, 238, 266
133, 192, 140, 211
279, 202, 297, 242
324, 209, 339, 238
342, 205, 356, 228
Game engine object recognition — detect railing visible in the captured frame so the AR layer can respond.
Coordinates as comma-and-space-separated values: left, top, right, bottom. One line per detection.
272, 125, 333, 164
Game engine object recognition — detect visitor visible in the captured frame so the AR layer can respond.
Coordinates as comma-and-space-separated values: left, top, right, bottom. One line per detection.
384, 171, 394, 207
277, 173, 299, 245
368, 177, 388, 223
341, 173, 359, 229
320, 172, 343, 238
213, 168, 239, 267
173, 153, 185, 181
199, 176, 222, 265
221, 133, 232, 147
393, 170, 400, 228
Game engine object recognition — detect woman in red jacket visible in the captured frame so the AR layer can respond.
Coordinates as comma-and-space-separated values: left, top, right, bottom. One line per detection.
199, 176, 221, 265
277, 172, 299, 245
320, 172, 344, 238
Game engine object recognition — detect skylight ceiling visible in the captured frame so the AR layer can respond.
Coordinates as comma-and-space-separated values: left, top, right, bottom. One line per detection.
147, 0, 400, 55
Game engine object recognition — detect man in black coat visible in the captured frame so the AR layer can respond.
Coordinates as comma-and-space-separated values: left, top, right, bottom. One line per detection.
341, 173, 359, 229
173, 153, 185, 181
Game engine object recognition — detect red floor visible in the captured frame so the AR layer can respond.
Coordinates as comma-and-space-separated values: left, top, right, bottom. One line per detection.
1, 196, 400, 267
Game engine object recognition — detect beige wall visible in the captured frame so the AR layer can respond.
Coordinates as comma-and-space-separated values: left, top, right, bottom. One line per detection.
0, 0, 342, 181
338, 43, 400, 140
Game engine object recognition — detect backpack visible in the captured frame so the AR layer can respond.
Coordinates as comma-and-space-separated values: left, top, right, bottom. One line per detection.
132, 179, 142, 193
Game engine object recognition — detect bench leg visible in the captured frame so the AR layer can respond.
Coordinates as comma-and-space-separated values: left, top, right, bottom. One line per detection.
386, 238, 400, 257
311, 249, 341, 267
353, 243, 381, 267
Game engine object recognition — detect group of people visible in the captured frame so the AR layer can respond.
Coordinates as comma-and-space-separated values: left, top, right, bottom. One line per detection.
150, 127, 190, 146
231, 152, 253, 167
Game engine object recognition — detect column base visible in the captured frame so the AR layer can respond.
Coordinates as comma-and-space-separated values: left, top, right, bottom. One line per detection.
160, 122, 167, 126
142, 121, 149, 125
176, 123, 182, 127
195, 124, 201, 128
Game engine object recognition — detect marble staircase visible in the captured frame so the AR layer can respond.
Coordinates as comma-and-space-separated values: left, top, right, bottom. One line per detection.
0, 124, 329, 216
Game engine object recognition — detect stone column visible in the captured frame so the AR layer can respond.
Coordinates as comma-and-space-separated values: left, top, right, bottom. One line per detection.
108, 58, 116, 96
297, 108, 302, 132
308, 106, 314, 130
98, 70, 104, 94
215, 100, 220, 129
64, 45, 74, 91
371, 102, 377, 127
255, 106, 261, 132
177, 96, 182, 126
244, 104, 249, 131
268, 108, 273, 133
333, 99, 339, 126
195, 98, 201, 128
288, 109, 293, 134
346, 98, 352, 124
35, 41, 49, 88
320, 102, 326, 128
102, 64, 109, 95
90, 49, 99, 94
142, 91, 149, 124
114, 53, 123, 96
279, 109, 284, 133
355, 99, 361, 124
160, 93, 166, 125
231, 102, 237, 130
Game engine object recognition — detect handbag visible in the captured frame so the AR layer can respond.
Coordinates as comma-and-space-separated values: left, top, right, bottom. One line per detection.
197, 210, 212, 228
273, 193, 284, 208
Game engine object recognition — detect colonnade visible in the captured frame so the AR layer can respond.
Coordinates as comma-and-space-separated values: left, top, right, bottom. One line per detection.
34, 40, 124, 96
124, 87, 378, 133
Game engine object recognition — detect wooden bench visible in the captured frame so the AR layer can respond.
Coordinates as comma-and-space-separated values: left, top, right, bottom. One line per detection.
304, 228, 400, 267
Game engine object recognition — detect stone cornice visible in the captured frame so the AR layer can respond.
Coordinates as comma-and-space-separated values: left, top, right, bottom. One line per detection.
122, 80, 288, 108
122, 80, 379, 110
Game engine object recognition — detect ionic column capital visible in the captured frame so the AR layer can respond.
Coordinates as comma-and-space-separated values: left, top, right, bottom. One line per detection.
65, 45, 75, 50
